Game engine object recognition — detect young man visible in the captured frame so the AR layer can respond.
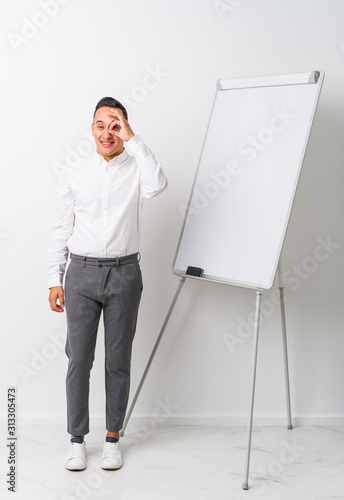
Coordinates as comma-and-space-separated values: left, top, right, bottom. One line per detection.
47, 97, 167, 471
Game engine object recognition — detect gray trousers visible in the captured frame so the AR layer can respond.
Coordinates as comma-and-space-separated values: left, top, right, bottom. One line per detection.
64, 253, 142, 436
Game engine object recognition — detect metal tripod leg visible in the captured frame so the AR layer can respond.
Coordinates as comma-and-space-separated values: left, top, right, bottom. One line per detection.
242, 288, 263, 490
278, 287, 293, 430
278, 262, 293, 430
120, 277, 186, 437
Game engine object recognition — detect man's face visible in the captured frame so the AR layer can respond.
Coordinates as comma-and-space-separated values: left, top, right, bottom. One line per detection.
92, 106, 124, 161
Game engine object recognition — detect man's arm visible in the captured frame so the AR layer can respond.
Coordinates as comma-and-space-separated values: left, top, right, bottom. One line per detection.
109, 108, 167, 197
47, 173, 75, 313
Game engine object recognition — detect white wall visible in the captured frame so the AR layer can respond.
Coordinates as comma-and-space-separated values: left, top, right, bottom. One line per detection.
1, 0, 344, 427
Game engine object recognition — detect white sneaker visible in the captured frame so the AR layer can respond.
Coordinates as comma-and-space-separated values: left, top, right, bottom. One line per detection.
101, 439, 123, 470
65, 438, 86, 471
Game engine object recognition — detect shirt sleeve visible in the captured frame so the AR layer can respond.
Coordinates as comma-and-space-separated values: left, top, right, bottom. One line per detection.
126, 135, 167, 198
47, 173, 75, 288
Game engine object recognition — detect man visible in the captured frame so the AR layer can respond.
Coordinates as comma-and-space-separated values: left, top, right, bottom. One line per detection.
47, 97, 167, 471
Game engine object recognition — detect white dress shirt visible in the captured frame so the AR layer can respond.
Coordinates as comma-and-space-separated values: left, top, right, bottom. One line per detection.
47, 135, 167, 288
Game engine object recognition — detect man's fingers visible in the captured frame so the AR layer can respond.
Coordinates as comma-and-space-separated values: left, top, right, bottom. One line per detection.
110, 108, 122, 116
50, 301, 63, 312
109, 109, 120, 118
52, 304, 64, 312
110, 120, 120, 130
110, 108, 125, 122
59, 290, 65, 308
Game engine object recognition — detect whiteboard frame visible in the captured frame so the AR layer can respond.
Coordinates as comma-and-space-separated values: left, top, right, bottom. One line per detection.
172, 71, 325, 290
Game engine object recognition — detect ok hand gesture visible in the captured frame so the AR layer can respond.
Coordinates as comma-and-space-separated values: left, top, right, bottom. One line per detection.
108, 108, 135, 142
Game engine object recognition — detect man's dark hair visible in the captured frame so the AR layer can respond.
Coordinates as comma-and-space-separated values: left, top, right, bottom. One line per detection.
93, 97, 128, 121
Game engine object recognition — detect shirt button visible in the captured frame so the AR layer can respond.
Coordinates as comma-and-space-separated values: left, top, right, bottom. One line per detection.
101, 249, 105, 252
104, 207, 108, 210
106, 167, 109, 172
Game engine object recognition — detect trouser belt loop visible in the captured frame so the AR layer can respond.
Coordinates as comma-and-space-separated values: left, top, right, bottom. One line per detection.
115, 257, 120, 270
83, 256, 86, 268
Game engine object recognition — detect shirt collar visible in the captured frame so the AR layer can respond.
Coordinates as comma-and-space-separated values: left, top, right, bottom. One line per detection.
93, 148, 129, 167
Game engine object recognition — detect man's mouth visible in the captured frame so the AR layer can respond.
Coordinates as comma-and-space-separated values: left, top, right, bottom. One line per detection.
101, 141, 114, 148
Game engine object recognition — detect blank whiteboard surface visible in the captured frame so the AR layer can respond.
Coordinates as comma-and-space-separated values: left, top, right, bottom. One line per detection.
173, 71, 324, 289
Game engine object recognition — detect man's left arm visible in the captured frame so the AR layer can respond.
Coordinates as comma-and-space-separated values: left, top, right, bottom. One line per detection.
127, 134, 167, 198
110, 108, 167, 197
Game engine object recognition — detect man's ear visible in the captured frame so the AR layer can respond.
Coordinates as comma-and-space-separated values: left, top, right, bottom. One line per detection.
91, 122, 95, 137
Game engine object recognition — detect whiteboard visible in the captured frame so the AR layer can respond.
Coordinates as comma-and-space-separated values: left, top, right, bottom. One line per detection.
173, 71, 324, 289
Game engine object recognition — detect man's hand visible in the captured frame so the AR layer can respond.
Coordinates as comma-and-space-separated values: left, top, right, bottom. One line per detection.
49, 286, 65, 313
108, 108, 135, 142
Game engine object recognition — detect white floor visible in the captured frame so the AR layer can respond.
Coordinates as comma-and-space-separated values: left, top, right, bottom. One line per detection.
3, 424, 344, 500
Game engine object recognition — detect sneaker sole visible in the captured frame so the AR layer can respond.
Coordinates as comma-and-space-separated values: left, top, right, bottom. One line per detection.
101, 464, 123, 470
65, 464, 87, 471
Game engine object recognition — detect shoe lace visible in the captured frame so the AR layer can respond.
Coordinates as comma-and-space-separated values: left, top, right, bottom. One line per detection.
104, 442, 119, 458
69, 442, 84, 458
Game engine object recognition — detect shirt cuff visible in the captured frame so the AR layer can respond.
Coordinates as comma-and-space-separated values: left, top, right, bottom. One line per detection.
126, 134, 144, 149
127, 135, 153, 160
48, 274, 64, 289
